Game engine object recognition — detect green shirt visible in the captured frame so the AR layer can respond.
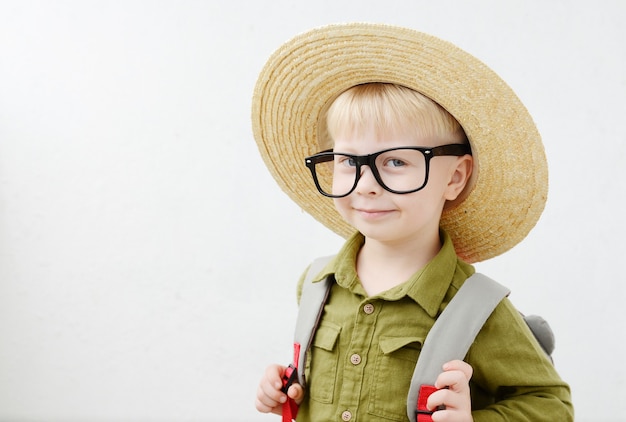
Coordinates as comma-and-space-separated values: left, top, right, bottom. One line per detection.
295, 231, 573, 421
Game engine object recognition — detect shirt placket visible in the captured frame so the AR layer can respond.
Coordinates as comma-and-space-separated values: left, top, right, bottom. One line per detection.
335, 298, 380, 421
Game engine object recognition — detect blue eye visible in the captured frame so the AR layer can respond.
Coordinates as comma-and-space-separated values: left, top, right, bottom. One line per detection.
386, 158, 406, 167
337, 156, 357, 167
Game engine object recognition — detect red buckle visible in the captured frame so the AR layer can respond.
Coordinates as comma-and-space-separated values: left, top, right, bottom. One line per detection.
281, 364, 298, 394
282, 343, 302, 422
416, 385, 440, 422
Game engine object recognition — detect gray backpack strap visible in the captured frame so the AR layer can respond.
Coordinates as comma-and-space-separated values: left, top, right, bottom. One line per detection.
406, 273, 510, 422
293, 255, 334, 386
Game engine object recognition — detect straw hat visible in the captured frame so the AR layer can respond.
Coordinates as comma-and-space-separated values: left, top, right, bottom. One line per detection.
251, 23, 547, 263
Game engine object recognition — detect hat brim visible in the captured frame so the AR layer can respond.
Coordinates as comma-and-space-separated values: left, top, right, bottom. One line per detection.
252, 23, 547, 263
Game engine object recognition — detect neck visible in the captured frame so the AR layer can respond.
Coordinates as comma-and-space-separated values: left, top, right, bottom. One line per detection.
356, 232, 442, 296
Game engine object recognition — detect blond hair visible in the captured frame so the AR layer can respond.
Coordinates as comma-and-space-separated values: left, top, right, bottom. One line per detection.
322, 83, 467, 149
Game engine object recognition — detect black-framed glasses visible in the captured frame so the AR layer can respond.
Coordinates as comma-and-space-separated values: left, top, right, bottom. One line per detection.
304, 144, 471, 198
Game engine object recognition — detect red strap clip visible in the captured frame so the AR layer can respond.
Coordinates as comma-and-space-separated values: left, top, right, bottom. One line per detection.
281, 364, 298, 394
416, 385, 444, 422
282, 343, 302, 422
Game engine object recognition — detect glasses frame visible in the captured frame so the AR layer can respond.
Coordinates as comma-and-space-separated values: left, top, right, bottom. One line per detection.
304, 144, 472, 198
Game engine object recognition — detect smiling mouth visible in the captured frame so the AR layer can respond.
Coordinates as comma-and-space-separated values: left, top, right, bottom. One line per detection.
356, 208, 393, 218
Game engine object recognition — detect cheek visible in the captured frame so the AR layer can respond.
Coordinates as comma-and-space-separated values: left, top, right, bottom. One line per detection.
333, 197, 348, 212
399, 191, 445, 220
420, 169, 452, 202
333, 197, 353, 221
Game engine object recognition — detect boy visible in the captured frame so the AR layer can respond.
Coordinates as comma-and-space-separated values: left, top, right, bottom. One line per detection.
252, 24, 573, 421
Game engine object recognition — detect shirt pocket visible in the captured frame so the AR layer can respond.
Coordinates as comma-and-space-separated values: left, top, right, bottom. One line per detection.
368, 336, 423, 421
306, 320, 342, 403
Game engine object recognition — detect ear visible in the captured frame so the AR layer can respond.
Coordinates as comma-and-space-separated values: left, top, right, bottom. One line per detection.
444, 155, 473, 201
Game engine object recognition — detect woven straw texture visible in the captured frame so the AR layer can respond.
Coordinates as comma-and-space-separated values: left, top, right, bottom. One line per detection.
251, 23, 547, 263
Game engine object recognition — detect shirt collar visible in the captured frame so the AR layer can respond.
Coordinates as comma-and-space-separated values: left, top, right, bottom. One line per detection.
312, 230, 468, 318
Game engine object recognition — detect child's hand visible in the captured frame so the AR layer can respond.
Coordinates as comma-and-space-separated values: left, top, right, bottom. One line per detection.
255, 364, 305, 415
427, 360, 474, 422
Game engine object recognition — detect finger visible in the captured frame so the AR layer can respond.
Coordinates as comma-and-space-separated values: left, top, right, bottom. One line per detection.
427, 387, 458, 411
428, 388, 471, 421
256, 381, 286, 408
287, 383, 305, 404
256, 365, 288, 413
435, 361, 472, 391
266, 364, 287, 390
443, 360, 473, 380
435, 371, 467, 391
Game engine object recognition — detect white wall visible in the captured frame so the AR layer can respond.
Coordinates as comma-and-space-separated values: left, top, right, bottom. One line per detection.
0, 1, 624, 421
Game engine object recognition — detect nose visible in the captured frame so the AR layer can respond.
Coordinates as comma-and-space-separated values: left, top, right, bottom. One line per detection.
355, 165, 383, 195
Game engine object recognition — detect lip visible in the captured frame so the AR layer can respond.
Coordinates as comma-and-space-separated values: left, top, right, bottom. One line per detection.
355, 208, 394, 219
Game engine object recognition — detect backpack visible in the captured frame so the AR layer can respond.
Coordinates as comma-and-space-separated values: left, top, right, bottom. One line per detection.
281, 255, 555, 422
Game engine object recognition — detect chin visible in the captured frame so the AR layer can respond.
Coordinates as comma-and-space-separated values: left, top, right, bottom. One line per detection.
355, 225, 401, 242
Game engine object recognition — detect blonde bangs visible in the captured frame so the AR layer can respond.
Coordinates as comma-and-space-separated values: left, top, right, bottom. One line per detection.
325, 83, 466, 147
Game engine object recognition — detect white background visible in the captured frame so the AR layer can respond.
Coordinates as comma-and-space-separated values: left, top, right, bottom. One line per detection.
0, 1, 624, 421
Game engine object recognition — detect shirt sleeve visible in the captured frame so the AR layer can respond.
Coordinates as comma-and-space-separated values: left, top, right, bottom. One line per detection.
467, 298, 574, 421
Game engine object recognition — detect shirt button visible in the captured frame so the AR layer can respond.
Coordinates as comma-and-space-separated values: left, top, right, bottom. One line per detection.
363, 303, 375, 314
350, 353, 362, 365
341, 410, 352, 421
